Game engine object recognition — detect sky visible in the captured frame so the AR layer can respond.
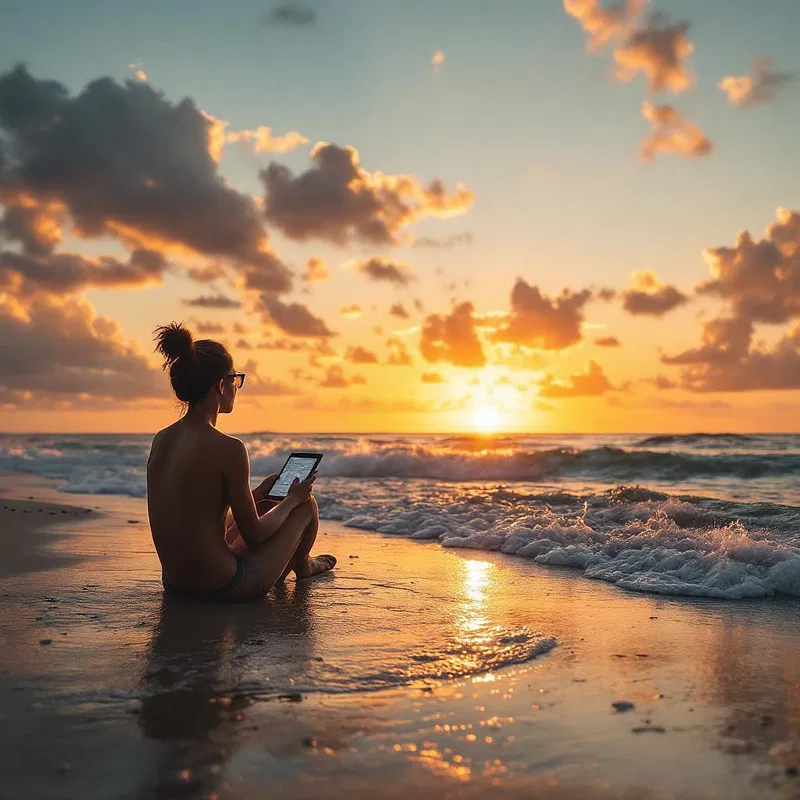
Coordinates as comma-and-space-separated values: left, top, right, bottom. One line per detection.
0, 0, 799, 434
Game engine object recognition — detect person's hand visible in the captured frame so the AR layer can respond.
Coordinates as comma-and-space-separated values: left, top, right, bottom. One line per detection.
253, 473, 279, 502
287, 471, 316, 505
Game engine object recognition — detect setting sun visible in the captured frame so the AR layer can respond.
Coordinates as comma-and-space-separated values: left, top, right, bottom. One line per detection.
471, 405, 502, 434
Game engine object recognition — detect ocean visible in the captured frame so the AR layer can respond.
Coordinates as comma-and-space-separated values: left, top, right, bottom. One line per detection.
2, 432, 799, 600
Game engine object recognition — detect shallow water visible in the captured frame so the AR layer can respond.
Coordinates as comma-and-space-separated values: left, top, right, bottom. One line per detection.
2, 432, 799, 599
1, 494, 800, 799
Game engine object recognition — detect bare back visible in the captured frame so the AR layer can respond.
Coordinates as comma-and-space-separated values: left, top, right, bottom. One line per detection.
147, 420, 238, 591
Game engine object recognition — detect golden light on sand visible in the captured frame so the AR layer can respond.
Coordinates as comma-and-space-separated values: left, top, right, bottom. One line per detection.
470, 404, 502, 434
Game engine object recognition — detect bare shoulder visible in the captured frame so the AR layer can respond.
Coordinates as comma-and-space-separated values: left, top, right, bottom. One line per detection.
213, 431, 249, 462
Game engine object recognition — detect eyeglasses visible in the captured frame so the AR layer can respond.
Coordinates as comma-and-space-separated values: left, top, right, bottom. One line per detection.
226, 372, 246, 389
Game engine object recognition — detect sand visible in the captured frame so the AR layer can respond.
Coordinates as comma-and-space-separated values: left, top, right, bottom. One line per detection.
1, 472, 799, 799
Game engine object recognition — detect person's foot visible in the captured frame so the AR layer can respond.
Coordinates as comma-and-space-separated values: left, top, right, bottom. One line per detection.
295, 555, 336, 579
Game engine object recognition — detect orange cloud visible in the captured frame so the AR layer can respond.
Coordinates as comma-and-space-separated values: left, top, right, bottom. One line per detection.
0, 248, 166, 298
662, 317, 800, 392
226, 126, 309, 153
539, 360, 613, 397
340, 304, 362, 319
640, 102, 712, 160
353, 257, 415, 287
421, 371, 444, 384
698, 208, 800, 323
182, 294, 242, 309
0, 293, 162, 401
420, 302, 486, 368
718, 58, 795, 108
345, 345, 379, 364
595, 336, 621, 346
621, 270, 689, 316
432, 50, 445, 73
386, 337, 412, 366
262, 142, 474, 246
0, 65, 291, 294
563, 0, 645, 51
258, 296, 335, 337
302, 257, 329, 283
490, 279, 592, 350
613, 13, 694, 93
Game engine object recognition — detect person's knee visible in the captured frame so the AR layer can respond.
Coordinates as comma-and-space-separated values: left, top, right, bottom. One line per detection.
308, 495, 319, 519
290, 501, 314, 525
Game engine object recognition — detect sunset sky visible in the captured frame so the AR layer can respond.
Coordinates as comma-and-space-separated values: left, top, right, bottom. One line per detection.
1, 0, 799, 434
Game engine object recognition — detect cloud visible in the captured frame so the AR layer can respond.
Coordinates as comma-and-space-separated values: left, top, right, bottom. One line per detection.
432, 51, 445, 73
662, 317, 800, 392
0, 199, 64, 255
302, 256, 329, 283
127, 63, 148, 82
614, 13, 694, 93
621, 270, 689, 316
319, 364, 363, 388
258, 296, 334, 337
191, 319, 226, 335
186, 263, 227, 283
413, 232, 473, 249
661, 316, 753, 366
0, 65, 291, 293
697, 208, 800, 324
340, 304, 362, 318
386, 337, 412, 366
0, 248, 166, 296
490, 279, 592, 350
420, 302, 486, 367
640, 102, 712, 160
565, 3, 693, 93
563, 0, 644, 51
718, 58, 795, 108
0, 293, 162, 399
226, 126, 309, 153
182, 294, 242, 309
595, 335, 621, 346
263, 3, 316, 26
261, 142, 473, 246
390, 302, 410, 319
239, 358, 297, 396
353, 256, 415, 287
539, 360, 613, 397
345, 345, 378, 364
421, 371, 444, 384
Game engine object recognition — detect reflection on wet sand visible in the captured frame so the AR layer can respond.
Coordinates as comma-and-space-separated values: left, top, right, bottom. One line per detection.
138, 583, 316, 798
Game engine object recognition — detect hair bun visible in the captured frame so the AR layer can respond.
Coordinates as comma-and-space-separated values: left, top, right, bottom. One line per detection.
154, 322, 194, 366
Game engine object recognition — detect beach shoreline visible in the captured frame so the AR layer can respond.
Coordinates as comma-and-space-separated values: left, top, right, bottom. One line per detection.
1, 473, 799, 799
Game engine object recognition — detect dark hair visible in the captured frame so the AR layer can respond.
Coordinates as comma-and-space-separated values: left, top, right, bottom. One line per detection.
154, 322, 233, 407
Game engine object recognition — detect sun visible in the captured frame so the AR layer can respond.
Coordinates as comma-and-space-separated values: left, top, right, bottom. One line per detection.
470, 404, 502, 434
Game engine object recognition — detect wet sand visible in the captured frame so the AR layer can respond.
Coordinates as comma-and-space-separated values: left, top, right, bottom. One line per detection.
1, 473, 799, 799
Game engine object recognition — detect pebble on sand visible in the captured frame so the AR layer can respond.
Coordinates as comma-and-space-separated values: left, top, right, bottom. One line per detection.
39, 639, 53, 645
302, 736, 317, 748
612, 701, 635, 712
632, 726, 666, 734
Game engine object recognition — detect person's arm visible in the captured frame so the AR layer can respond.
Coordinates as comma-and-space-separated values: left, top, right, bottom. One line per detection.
224, 440, 313, 549
223, 474, 279, 541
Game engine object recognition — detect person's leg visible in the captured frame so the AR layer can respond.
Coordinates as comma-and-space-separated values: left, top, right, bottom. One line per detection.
226, 504, 314, 600
288, 496, 336, 580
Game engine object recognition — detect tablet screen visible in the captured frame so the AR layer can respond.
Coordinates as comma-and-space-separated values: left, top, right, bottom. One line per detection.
269, 454, 319, 498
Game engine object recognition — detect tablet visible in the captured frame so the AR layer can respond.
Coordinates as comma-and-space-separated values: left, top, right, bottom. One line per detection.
266, 452, 323, 500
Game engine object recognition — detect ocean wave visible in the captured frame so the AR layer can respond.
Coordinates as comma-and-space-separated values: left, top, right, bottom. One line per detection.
636, 433, 782, 448
250, 445, 800, 482
316, 483, 800, 600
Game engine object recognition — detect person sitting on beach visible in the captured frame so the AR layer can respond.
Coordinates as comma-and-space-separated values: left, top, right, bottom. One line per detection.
147, 322, 336, 601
